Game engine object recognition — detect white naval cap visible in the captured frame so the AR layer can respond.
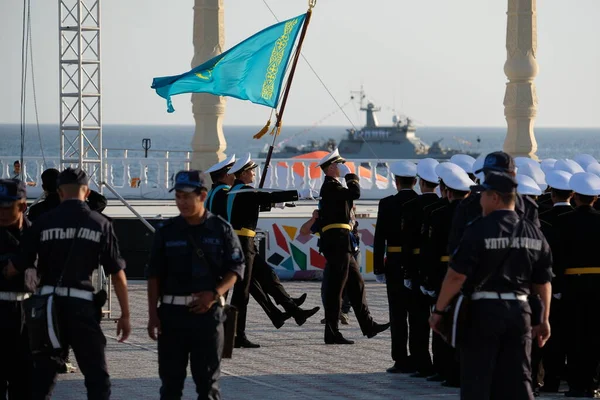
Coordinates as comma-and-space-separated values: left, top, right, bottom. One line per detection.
472, 154, 487, 182
390, 160, 417, 177
439, 165, 476, 192
516, 163, 547, 191
545, 170, 573, 191
540, 158, 557, 174
514, 157, 539, 170
554, 159, 585, 175
450, 154, 476, 174
417, 158, 439, 184
205, 154, 236, 174
228, 153, 258, 175
435, 162, 463, 180
516, 174, 542, 196
569, 172, 600, 196
587, 162, 600, 177
317, 148, 345, 168
574, 154, 598, 170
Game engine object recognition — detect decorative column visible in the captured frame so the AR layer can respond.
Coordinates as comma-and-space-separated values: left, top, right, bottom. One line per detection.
503, 0, 539, 159
190, 0, 227, 171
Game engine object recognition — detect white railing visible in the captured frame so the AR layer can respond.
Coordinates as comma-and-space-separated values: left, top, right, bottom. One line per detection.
0, 154, 414, 200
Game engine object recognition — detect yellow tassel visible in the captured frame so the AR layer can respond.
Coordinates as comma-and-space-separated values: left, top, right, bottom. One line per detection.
253, 119, 271, 139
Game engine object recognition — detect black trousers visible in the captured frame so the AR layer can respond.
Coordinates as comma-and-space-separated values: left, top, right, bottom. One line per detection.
251, 251, 298, 314
385, 268, 411, 366
432, 331, 459, 381
321, 265, 351, 315
564, 283, 600, 393
158, 304, 224, 400
460, 300, 533, 400
408, 289, 433, 373
32, 298, 109, 400
322, 248, 372, 333
0, 300, 31, 399
541, 296, 565, 389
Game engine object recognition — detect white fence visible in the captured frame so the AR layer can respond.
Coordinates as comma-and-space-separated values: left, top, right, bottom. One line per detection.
0, 151, 414, 200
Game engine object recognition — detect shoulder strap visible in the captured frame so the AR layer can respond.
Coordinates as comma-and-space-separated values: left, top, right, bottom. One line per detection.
473, 217, 524, 293
205, 184, 229, 212
187, 232, 221, 282
226, 183, 245, 222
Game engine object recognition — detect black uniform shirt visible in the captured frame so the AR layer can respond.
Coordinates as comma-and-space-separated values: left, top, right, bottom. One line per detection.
555, 206, 600, 274
15, 200, 125, 292
450, 210, 552, 295
373, 189, 418, 274
448, 192, 540, 254
319, 174, 361, 253
205, 183, 230, 220
227, 179, 272, 231
539, 204, 572, 293
0, 218, 31, 292
536, 192, 553, 214
147, 212, 245, 295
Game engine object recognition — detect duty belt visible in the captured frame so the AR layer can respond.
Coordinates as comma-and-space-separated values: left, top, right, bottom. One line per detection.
0, 291, 31, 302
39, 285, 94, 301
322, 223, 351, 232
471, 292, 527, 301
387, 246, 402, 253
564, 267, 600, 275
234, 228, 256, 237
440, 256, 450, 262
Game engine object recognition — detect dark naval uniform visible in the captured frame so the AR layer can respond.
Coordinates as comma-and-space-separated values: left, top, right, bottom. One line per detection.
451, 209, 552, 400
536, 192, 553, 214
205, 183, 230, 220
0, 181, 33, 399
401, 193, 439, 376
374, 189, 418, 369
556, 206, 600, 395
147, 212, 245, 400
15, 199, 125, 399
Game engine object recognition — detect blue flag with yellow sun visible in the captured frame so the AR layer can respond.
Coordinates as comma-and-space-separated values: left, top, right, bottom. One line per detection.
151, 14, 307, 113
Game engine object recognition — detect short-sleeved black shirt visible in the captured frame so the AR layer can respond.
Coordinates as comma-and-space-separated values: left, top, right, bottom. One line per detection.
16, 200, 125, 292
450, 210, 552, 295
146, 212, 245, 296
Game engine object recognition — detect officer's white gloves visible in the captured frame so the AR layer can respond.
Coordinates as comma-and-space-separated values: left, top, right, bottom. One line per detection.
420, 285, 428, 295
553, 293, 562, 300
375, 274, 386, 284
419, 285, 436, 297
404, 279, 412, 290
338, 163, 352, 177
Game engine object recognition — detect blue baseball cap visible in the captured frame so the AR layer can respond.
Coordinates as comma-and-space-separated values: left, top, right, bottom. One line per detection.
474, 151, 516, 174
0, 179, 27, 207
471, 171, 517, 194
169, 170, 207, 193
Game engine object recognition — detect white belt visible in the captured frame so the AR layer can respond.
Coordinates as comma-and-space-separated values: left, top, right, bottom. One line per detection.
471, 292, 528, 301
39, 285, 94, 301
0, 292, 31, 302
161, 295, 193, 306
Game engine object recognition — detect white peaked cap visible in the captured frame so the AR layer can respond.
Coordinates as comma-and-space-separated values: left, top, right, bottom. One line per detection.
554, 159, 585, 175
517, 174, 542, 196
228, 153, 257, 175
390, 160, 417, 177
574, 154, 598, 170
206, 154, 236, 174
317, 148, 345, 168
442, 167, 476, 192
472, 154, 487, 182
540, 159, 557, 174
569, 172, 600, 196
514, 157, 539, 170
450, 154, 476, 174
517, 163, 547, 191
587, 162, 600, 177
417, 158, 439, 184
545, 170, 573, 191
435, 162, 464, 182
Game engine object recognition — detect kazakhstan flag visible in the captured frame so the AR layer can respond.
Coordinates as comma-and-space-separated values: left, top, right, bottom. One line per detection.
152, 14, 307, 113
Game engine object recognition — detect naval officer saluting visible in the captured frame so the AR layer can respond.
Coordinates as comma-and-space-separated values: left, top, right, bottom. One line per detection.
318, 149, 389, 344
204, 154, 236, 219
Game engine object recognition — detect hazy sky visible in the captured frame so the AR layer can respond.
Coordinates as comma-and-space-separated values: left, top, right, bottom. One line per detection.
1, 0, 598, 128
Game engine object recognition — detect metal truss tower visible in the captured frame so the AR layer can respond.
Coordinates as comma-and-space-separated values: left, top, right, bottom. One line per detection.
59, 0, 103, 191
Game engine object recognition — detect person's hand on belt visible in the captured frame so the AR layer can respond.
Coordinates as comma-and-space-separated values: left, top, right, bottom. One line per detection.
403, 279, 412, 290
189, 291, 218, 314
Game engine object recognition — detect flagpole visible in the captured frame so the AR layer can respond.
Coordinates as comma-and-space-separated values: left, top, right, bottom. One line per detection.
259, 3, 315, 188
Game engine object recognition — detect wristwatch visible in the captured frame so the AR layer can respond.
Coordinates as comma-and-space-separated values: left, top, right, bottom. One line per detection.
432, 308, 445, 315
213, 290, 225, 307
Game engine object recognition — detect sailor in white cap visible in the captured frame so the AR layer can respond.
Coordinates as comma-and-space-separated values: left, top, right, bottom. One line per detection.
226, 154, 318, 348
573, 154, 598, 170
398, 158, 441, 377
555, 172, 600, 397
534, 169, 574, 394
422, 165, 475, 386
373, 159, 418, 369
516, 174, 543, 200
540, 158, 557, 174
554, 159, 585, 175
450, 154, 477, 181
318, 149, 389, 344
586, 162, 600, 177
204, 154, 236, 218
515, 162, 551, 213
471, 154, 487, 183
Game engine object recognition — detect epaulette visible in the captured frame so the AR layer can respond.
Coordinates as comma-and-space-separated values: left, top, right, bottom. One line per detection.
216, 215, 230, 225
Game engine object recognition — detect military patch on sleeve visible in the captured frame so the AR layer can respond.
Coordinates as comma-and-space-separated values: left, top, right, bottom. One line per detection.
231, 248, 242, 262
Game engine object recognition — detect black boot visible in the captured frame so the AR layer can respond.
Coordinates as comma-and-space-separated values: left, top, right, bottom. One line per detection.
234, 335, 261, 349
324, 324, 354, 345
270, 311, 292, 329
292, 293, 307, 307
366, 321, 391, 338
293, 306, 320, 326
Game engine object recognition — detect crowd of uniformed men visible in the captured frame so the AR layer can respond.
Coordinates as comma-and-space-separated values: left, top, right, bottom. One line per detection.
1, 148, 600, 399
